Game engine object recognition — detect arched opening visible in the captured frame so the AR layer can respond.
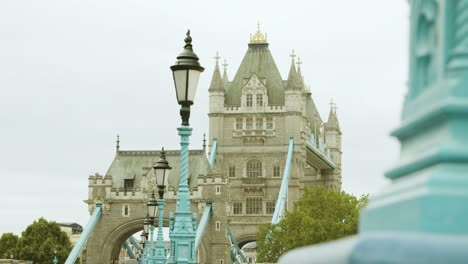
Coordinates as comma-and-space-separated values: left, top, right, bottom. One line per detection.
236, 234, 257, 264
100, 217, 171, 263
240, 241, 257, 264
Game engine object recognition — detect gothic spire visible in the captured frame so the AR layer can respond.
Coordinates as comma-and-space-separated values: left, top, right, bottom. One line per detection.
296, 57, 306, 88
116, 134, 120, 156
203, 133, 206, 151
208, 51, 225, 92
326, 99, 341, 132
286, 50, 301, 90
222, 59, 229, 82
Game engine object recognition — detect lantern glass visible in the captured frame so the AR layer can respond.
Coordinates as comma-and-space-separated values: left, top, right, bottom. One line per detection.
147, 193, 158, 219
172, 69, 201, 105
143, 217, 152, 233
155, 167, 166, 188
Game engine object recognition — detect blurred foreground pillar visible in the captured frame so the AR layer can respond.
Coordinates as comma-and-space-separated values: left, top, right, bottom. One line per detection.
279, 1, 468, 263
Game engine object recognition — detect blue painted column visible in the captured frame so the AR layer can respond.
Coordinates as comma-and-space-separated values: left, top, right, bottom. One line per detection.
168, 126, 197, 264
279, 1, 468, 263
154, 198, 166, 263
147, 226, 156, 263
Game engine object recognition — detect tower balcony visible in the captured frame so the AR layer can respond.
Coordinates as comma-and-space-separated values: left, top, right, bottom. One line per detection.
304, 130, 336, 170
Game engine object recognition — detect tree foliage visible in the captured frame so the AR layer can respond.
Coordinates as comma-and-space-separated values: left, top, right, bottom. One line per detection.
256, 186, 368, 262
0, 232, 19, 259
15, 218, 73, 264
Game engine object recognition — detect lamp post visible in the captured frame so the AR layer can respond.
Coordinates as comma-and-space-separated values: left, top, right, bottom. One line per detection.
168, 30, 204, 264
142, 149, 172, 264
53, 249, 58, 264
141, 217, 151, 263
153, 148, 172, 263
146, 193, 158, 263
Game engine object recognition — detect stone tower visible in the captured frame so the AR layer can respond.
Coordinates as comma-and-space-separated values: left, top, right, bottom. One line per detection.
206, 25, 343, 260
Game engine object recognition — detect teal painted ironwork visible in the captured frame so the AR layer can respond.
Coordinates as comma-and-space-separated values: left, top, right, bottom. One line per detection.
272, 137, 294, 224
226, 226, 247, 264
209, 138, 217, 167
65, 204, 102, 264
128, 236, 141, 252
53, 255, 58, 264
279, 1, 468, 263
154, 198, 166, 263
194, 202, 212, 251
168, 126, 197, 264
123, 240, 136, 259
147, 225, 156, 263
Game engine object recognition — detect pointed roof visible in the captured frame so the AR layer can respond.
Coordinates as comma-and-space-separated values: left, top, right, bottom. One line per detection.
222, 59, 229, 82
325, 101, 341, 132
208, 54, 224, 92
286, 52, 302, 90
225, 27, 285, 106
296, 57, 306, 90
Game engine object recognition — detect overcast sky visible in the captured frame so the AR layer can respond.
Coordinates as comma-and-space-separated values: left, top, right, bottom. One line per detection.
0, 1, 408, 236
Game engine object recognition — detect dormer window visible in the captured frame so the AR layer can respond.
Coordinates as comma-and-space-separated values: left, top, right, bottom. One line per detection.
246, 94, 253, 107
256, 94, 263, 106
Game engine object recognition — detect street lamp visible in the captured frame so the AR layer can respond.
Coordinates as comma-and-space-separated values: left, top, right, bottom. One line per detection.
147, 193, 158, 221
142, 216, 151, 261
142, 148, 172, 264
170, 30, 205, 126
152, 148, 172, 263
168, 30, 204, 264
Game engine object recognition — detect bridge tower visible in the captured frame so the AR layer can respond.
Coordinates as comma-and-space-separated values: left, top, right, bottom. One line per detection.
206, 25, 343, 262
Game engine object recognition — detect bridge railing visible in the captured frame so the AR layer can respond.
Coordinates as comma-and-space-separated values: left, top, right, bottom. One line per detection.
305, 130, 332, 160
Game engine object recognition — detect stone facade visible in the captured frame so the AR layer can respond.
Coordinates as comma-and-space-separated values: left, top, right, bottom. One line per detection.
85, 28, 342, 264
205, 28, 342, 262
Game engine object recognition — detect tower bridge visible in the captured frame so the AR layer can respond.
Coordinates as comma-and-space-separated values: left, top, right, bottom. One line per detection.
70, 26, 342, 264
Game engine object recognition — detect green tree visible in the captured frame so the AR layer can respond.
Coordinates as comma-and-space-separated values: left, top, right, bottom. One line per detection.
256, 187, 368, 263
16, 218, 73, 264
0, 232, 19, 259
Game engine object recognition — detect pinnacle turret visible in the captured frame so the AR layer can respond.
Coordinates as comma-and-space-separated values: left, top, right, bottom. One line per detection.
286, 50, 302, 90
296, 57, 308, 91
222, 59, 229, 82
115, 134, 120, 156
326, 100, 341, 132
208, 52, 225, 92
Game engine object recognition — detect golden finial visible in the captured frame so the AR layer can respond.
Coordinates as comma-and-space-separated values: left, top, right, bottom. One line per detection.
249, 21, 268, 44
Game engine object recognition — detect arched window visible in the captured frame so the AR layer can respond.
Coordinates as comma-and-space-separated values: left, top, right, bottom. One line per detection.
247, 159, 262, 178
246, 94, 253, 107
256, 94, 263, 106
